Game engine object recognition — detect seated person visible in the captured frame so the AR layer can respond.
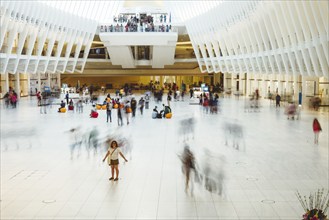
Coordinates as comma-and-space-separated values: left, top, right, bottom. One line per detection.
160, 104, 172, 117
69, 99, 74, 106
153, 106, 159, 114
152, 106, 162, 119
90, 108, 98, 118
164, 105, 172, 116
58, 100, 66, 112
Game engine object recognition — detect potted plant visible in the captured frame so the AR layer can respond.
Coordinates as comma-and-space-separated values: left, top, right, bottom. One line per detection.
296, 189, 329, 220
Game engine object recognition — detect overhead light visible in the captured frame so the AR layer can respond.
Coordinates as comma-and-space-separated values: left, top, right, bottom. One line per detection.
176, 41, 191, 45
92, 41, 104, 44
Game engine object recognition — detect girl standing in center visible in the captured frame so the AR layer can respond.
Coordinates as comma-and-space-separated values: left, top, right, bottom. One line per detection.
103, 140, 128, 181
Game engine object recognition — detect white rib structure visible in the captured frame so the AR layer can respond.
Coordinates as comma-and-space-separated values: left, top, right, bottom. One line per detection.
178, 1, 328, 79
0, 1, 98, 75
0, 0, 328, 80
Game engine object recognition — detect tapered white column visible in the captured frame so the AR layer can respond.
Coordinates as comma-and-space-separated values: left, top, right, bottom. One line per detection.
293, 74, 298, 102
278, 74, 282, 95
284, 74, 288, 96
231, 73, 235, 92
27, 73, 31, 96
57, 73, 61, 90
47, 73, 51, 87
237, 74, 240, 93
262, 75, 267, 98
37, 72, 41, 92
246, 73, 250, 96
301, 76, 307, 107
15, 73, 21, 99
5, 72, 9, 92
223, 72, 226, 90
254, 73, 258, 93
269, 75, 274, 94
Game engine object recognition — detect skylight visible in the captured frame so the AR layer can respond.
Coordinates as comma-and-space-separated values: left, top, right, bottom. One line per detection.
40, 0, 223, 24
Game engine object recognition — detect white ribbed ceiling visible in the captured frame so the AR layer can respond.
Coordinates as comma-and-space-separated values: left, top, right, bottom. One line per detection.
40, 0, 223, 24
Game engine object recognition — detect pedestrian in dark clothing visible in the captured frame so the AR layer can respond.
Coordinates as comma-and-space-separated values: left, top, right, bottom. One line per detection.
138, 97, 145, 115
190, 88, 194, 98
131, 98, 137, 117
65, 92, 69, 105
276, 93, 281, 108
179, 145, 196, 194
117, 102, 123, 126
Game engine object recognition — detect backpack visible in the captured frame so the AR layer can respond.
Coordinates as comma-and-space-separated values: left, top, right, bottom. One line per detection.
107, 102, 113, 110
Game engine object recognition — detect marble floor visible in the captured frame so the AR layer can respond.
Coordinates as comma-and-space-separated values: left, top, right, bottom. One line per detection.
1, 94, 328, 220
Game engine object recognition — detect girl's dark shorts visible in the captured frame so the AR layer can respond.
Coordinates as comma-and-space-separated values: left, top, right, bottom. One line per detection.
110, 159, 119, 165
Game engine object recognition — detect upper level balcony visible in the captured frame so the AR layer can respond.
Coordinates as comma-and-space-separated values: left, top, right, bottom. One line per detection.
99, 27, 178, 68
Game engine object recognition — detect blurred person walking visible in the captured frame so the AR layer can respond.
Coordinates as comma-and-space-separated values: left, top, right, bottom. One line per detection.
124, 100, 131, 125
77, 99, 83, 113
106, 100, 113, 122
312, 118, 322, 144
138, 97, 145, 115
131, 97, 137, 117
10, 91, 18, 108
36, 91, 42, 106
65, 91, 69, 105
189, 88, 194, 98
167, 94, 172, 107
103, 140, 128, 181
145, 94, 150, 109
179, 145, 196, 194
40, 96, 48, 114
117, 102, 123, 126
275, 93, 281, 108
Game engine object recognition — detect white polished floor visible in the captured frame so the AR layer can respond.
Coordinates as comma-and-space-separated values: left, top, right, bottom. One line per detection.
1, 94, 328, 220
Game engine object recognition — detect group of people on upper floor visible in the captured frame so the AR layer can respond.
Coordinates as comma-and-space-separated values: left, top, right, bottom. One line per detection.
100, 14, 172, 33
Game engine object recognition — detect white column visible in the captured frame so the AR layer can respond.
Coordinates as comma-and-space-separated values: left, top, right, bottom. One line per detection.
246, 73, 250, 96
231, 73, 235, 92
301, 76, 307, 107
237, 74, 240, 93
262, 74, 267, 98
27, 73, 31, 96
37, 72, 41, 92
293, 74, 298, 102
47, 73, 51, 87
5, 72, 9, 92
134, 46, 138, 60
15, 73, 21, 99
223, 72, 226, 91
284, 74, 288, 96
278, 74, 282, 95
57, 73, 61, 90
268, 75, 272, 94
254, 73, 258, 93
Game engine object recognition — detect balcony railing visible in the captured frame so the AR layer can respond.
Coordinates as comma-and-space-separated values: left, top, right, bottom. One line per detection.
99, 24, 176, 33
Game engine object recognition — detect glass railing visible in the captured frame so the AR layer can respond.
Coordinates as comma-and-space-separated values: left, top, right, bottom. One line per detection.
99, 23, 175, 33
